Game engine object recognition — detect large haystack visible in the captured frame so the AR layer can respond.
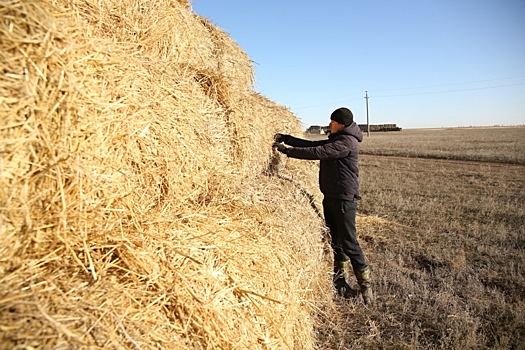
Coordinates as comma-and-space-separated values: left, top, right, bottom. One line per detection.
1, 0, 333, 349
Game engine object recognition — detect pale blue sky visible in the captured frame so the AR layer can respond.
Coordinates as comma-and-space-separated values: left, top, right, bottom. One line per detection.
192, 0, 525, 129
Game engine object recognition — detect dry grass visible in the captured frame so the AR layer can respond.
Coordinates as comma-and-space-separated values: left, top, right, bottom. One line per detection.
2, 0, 523, 348
315, 128, 525, 349
359, 127, 525, 164
1, 1, 333, 348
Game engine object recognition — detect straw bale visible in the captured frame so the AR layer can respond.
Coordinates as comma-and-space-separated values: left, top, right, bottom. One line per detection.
1, 0, 334, 349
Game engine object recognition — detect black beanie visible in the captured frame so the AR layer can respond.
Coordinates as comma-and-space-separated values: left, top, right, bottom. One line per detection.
330, 107, 354, 126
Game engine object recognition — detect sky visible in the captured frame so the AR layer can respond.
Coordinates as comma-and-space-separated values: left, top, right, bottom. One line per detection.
192, 0, 525, 129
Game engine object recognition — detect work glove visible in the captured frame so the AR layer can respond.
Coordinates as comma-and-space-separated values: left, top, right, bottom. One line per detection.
272, 142, 289, 154
273, 133, 290, 144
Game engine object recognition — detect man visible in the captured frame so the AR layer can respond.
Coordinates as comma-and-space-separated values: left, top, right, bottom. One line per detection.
273, 107, 372, 305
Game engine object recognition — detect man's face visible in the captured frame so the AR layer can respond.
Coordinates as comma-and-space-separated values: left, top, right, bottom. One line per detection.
329, 120, 345, 134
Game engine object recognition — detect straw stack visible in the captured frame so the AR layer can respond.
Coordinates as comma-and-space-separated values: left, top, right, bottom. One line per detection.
1, 0, 334, 349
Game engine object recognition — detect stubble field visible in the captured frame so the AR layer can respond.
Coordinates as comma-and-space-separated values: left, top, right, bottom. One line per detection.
313, 127, 525, 349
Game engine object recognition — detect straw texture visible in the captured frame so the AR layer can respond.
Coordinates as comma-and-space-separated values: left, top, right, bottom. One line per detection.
1, 0, 335, 348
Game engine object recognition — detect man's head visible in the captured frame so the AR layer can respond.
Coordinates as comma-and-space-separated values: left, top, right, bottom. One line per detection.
329, 107, 353, 134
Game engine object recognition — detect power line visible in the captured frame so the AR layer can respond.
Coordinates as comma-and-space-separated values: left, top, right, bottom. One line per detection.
371, 74, 525, 93
373, 82, 525, 98
290, 74, 525, 110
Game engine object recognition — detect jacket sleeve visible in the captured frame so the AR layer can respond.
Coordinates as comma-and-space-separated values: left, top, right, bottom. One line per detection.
285, 135, 328, 147
286, 135, 351, 160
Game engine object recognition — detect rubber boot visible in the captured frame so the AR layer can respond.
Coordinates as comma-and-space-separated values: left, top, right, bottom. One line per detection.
334, 261, 357, 298
355, 268, 373, 305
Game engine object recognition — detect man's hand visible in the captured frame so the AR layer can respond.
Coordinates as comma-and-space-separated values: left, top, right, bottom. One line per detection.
274, 133, 290, 144
272, 142, 289, 154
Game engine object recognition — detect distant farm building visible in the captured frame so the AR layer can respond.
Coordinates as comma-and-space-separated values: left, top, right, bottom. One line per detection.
306, 124, 402, 134
306, 125, 331, 134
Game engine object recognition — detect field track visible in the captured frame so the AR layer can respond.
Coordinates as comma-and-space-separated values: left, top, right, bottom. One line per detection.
361, 153, 525, 168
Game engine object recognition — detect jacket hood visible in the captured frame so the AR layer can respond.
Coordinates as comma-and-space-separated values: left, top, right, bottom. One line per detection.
331, 122, 363, 142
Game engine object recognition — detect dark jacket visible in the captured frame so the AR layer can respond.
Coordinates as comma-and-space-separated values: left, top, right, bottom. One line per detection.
284, 122, 363, 201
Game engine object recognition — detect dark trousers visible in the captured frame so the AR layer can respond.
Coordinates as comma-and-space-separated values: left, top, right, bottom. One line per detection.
323, 198, 368, 272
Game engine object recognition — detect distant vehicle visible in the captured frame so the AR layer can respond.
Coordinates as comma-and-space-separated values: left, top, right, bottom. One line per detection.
358, 124, 402, 132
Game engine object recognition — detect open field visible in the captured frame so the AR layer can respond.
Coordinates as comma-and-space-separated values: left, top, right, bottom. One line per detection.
359, 126, 525, 164
313, 127, 525, 349
306, 126, 525, 164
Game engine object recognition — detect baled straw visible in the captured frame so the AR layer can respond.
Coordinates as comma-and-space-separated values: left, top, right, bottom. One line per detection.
1, 0, 335, 348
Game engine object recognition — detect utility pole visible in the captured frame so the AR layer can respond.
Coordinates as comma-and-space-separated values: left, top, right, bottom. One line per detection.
365, 91, 370, 137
